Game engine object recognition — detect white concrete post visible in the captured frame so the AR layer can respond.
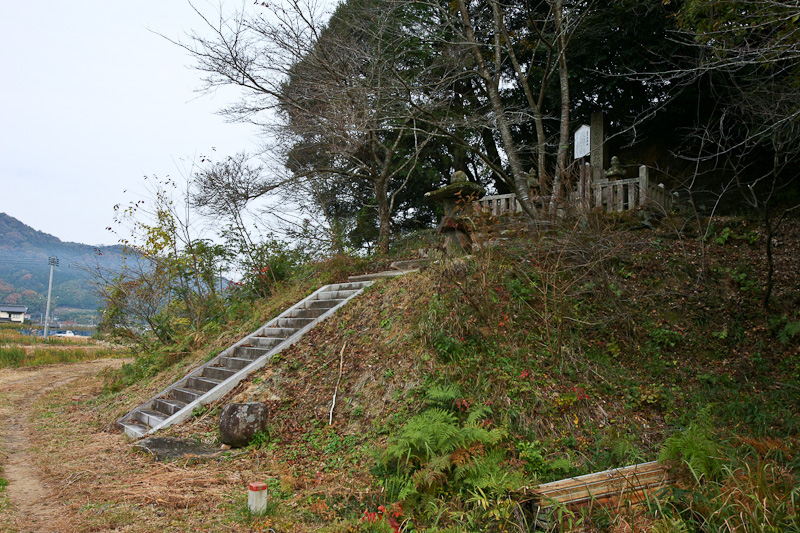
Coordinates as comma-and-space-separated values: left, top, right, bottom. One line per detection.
248, 482, 268, 514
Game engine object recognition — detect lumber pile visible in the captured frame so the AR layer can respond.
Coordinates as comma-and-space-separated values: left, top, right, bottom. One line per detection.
528, 461, 672, 531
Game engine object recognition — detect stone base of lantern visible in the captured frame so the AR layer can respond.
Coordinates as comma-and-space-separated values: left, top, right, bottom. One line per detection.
441, 229, 472, 255
438, 216, 474, 255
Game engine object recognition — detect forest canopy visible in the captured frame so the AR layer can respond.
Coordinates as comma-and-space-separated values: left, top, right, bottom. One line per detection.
176, 0, 798, 254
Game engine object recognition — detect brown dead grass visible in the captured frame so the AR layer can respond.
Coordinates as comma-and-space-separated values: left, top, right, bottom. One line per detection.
25, 367, 288, 532
17, 274, 436, 531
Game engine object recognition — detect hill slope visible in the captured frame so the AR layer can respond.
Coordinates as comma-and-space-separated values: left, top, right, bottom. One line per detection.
19, 216, 799, 531
0, 213, 123, 319
137, 216, 798, 531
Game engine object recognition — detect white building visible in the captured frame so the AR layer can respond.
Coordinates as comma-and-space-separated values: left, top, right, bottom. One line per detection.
0, 305, 28, 324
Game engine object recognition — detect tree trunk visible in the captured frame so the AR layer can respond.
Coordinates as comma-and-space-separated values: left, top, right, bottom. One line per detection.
551, 0, 570, 210
375, 176, 392, 254
763, 211, 774, 310
455, 0, 536, 219
377, 194, 391, 254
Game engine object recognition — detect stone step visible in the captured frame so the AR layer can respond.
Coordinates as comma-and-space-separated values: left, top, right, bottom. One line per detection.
391, 259, 429, 271
187, 376, 222, 392
328, 282, 371, 291
170, 386, 206, 404
348, 271, 406, 282
303, 299, 343, 310
259, 327, 296, 338
315, 289, 360, 300
248, 337, 284, 350
273, 317, 315, 329
203, 366, 239, 381
153, 398, 187, 417
286, 307, 327, 319
119, 420, 149, 439
134, 409, 168, 427
234, 346, 270, 360
219, 356, 256, 370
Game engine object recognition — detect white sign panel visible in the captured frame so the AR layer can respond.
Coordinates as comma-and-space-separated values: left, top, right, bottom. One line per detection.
574, 124, 590, 159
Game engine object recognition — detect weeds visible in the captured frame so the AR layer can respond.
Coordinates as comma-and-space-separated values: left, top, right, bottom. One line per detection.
0, 346, 119, 368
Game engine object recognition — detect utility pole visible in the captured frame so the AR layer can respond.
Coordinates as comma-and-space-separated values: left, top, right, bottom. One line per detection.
43, 256, 58, 339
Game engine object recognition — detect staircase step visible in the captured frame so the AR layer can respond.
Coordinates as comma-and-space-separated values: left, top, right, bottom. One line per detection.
259, 327, 297, 338
135, 409, 168, 427
248, 337, 284, 349
203, 366, 239, 381
153, 398, 187, 416
328, 282, 370, 291
317, 289, 360, 300
234, 346, 270, 360
187, 376, 223, 392
287, 307, 327, 319
349, 269, 418, 281
120, 420, 149, 439
170, 387, 206, 404
391, 259, 429, 271
219, 356, 256, 370
274, 317, 314, 329
304, 299, 342, 310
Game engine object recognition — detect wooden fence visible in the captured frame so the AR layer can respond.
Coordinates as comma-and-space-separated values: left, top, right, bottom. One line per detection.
476, 165, 673, 217
586, 165, 673, 213
476, 193, 524, 216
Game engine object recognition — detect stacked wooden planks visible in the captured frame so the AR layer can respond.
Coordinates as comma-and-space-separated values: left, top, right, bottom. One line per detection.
528, 461, 672, 530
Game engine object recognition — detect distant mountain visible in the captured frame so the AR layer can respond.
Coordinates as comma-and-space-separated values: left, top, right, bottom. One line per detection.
0, 213, 124, 321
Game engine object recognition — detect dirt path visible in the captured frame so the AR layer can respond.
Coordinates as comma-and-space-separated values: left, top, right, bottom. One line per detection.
0, 359, 126, 533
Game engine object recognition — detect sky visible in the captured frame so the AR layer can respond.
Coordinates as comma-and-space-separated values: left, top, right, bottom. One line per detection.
0, 2, 265, 246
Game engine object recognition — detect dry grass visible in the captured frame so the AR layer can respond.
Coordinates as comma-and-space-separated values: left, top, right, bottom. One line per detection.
28, 370, 288, 531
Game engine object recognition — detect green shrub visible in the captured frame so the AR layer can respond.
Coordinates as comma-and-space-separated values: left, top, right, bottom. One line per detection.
0, 346, 117, 369
659, 406, 720, 482
0, 347, 25, 367
374, 394, 529, 530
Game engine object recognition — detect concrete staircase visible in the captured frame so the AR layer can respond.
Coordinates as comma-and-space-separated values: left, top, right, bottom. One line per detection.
117, 281, 372, 439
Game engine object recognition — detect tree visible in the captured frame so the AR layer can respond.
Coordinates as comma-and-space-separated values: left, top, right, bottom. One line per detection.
386, 0, 570, 217
181, 0, 438, 254
181, 0, 711, 242
191, 152, 294, 279
97, 177, 226, 346
382, 0, 615, 217
673, 0, 800, 308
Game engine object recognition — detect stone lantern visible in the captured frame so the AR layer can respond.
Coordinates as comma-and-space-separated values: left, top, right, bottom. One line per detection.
425, 171, 485, 254
605, 156, 626, 180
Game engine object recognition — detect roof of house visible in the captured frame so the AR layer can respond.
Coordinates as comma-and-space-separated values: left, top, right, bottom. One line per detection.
0, 305, 28, 313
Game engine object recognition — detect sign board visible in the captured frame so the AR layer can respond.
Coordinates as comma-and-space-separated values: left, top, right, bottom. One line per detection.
574, 124, 590, 159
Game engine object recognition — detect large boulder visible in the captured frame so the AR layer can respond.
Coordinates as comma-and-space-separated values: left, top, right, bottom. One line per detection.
219, 402, 269, 448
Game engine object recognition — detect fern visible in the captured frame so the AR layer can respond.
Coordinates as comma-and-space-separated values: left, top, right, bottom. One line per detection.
779, 320, 800, 345
659, 406, 720, 482
425, 384, 461, 407
385, 408, 461, 466
455, 448, 524, 495
465, 404, 492, 425
379, 473, 415, 502
379, 401, 527, 527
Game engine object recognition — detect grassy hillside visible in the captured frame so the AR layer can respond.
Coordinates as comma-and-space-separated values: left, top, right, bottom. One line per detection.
120, 214, 799, 531
0, 212, 124, 319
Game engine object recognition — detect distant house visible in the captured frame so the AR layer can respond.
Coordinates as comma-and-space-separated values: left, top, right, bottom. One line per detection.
0, 305, 28, 324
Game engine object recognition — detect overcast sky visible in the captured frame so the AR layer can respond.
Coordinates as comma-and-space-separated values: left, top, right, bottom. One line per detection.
0, 2, 267, 246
